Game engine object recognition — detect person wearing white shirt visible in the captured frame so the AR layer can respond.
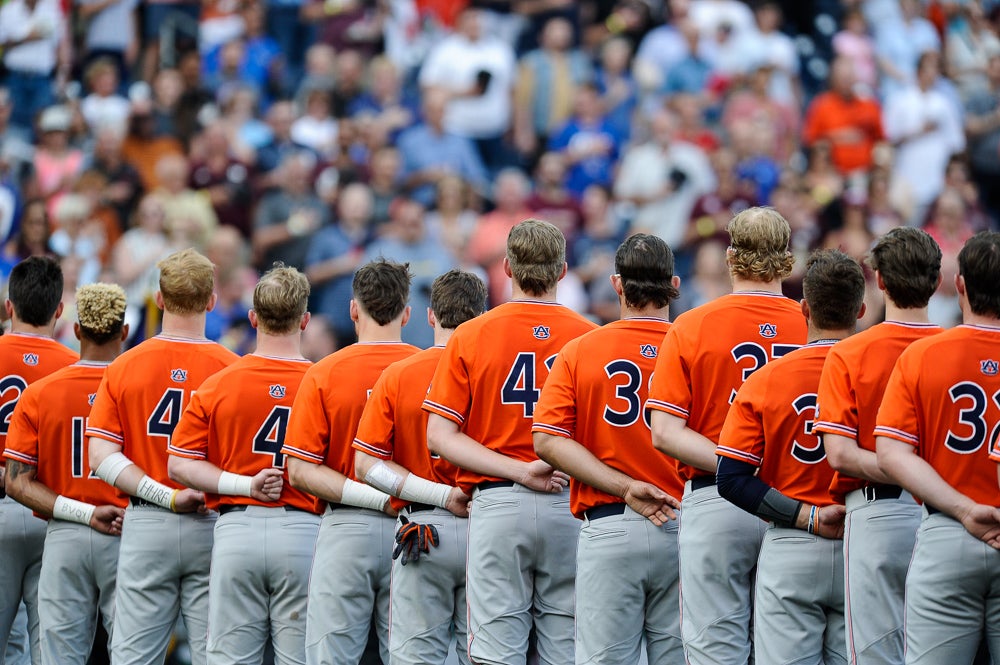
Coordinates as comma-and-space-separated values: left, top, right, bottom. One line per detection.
0, 0, 68, 132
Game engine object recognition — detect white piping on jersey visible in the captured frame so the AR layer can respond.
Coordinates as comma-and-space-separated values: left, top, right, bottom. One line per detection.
960, 323, 1000, 332
7, 331, 55, 340
155, 333, 213, 344
506, 299, 562, 306
250, 353, 311, 363
75, 360, 112, 367
356, 341, 411, 346
882, 321, 940, 328
806, 339, 839, 346
729, 290, 788, 298
623, 316, 669, 322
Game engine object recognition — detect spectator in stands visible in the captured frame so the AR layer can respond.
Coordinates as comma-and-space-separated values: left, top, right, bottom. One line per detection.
81, 59, 131, 131
265, 0, 313, 91
255, 100, 317, 182
121, 98, 185, 190
670, 238, 730, 317
0, 0, 68, 135
737, 2, 799, 106
424, 174, 478, 264
527, 151, 582, 243
1, 199, 51, 267
189, 122, 254, 237
634, 0, 691, 91
84, 123, 142, 229
49, 193, 104, 286
203, 2, 282, 103
964, 48, 1000, 220
833, 9, 877, 96
32, 106, 84, 204
367, 146, 403, 228
75, 0, 139, 87
684, 147, 756, 248
722, 59, 799, 161
291, 87, 338, 160
150, 68, 184, 137
468, 168, 533, 305
153, 153, 218, 248
572, 183, 625, 294
664, 20, 714, 97
111, 193, 173, 335
139, 0, 200, 81
548, 83, 622, 197
947, 3, 1000, 102
874, 0, 940, 99
595, 36, 637, 144
347, 56, 418, 143
252, 152, 328, 270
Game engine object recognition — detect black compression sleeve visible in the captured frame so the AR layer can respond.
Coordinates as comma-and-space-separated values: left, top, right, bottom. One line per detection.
716, 457, 802, 527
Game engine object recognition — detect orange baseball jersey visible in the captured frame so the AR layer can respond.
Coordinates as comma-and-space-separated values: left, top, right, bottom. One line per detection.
876, 325, 1000, 507
532, 318, 685, 518
814, 322, 942, 501
168, 354, 318, 513
4, 362, 125, 514
282, 342, 419, 498
422, 300, 597, 493
85, 335, 238, 489
0, 333, 78, 459
717, 341, 837, 507
353, 346, 460, 512
646, 292, 807, 481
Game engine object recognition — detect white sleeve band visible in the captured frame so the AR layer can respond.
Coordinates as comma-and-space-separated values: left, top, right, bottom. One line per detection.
52, 495, 96, 526
364, 461, 403, 495
398, 474, 452, 509
217, 471, 254, 497
136, 475, 177, 510
94, 452, 133, 487
340, 479, 390, 512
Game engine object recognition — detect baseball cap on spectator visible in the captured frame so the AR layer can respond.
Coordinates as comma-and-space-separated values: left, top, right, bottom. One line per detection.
38, 106, 72, 133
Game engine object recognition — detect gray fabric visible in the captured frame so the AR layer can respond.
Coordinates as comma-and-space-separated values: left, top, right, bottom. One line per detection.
0, 496, 44, 665
575, 506, 683, 665
758, 488, 802, 528
4, 603, 30, 665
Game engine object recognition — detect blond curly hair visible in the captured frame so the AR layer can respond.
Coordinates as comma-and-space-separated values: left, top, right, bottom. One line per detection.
726, 207, 795, 282
76, 283, 127, 344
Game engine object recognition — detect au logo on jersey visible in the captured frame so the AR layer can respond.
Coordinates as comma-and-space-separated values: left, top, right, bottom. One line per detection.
981, 359, 999, 376
268, 384, 287, 399
532, 325, 551, 340
22, 353, 38, 366
639, 343, 658, 359
170, 368, 188, 383
88, 393, 97, 406
758, 323, 777, 339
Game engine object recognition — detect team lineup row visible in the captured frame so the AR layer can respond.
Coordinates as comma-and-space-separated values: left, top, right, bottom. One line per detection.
1, 209, 999, 665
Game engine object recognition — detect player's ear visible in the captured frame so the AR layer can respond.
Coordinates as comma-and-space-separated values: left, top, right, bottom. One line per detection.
502, 256, 512, 278
856, 301, 867, 321
609, 274, 623, 297
300, 311, 311, 331
55, 301, 64, 320
427, 307, 436, 329
120, 323, 130, 342
800, 298, 810, 321
3, 299, 12, 319
349, 299, 359, 323
248, 309, 259, 329
73, 322, 82, 342
154, 291, 165, 311
400, 305, 411, 328
954, 273, 963, 297
557, 262, 567, 282
875, 270, 886, 293
672, 275, 681, 290
206, 292, 218, 313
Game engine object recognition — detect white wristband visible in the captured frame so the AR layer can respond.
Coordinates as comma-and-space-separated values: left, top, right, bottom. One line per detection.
364, 461, 403, 495
53, 495, 96, 526
218, 471, 253, 497
136, 475, 177, 510
398, 474, 452, 509
340, 479, 390, 512
94, 452, 133, 487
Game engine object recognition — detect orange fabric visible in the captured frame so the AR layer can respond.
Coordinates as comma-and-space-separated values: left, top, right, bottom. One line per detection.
814, 322, 942, 502
168, 354, 319, 513
532, 318, 684, 518
4, 362, 125, 515
802, 92, 884, 173
877, 325, 1000, 506
353, 346, 460, 512
0, 333, 78, 460
85, 336, 238, 488
718, 342, 837, 507
121, 136, 185, 191
422, 300, 597, 494
646, 292, 807, 481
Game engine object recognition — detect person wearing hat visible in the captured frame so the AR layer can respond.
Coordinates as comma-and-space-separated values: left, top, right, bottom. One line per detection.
33, 106, 83, 203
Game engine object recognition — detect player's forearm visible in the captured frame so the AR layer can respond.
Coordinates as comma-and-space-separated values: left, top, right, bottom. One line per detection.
876, 437, 974, 519
167, 456, 222, 494
533, 432, 631, 499
4, 461, 58, 517
427, 415, 528, 482
824, 433, 894, 485
288, 457, 349, 503
89, 437, 144, 495
650, 412, 718, 473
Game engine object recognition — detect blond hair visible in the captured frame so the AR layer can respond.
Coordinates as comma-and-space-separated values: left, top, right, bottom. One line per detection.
507, 219, 566, 296
157, 248, 215, 315
253, 264, 311, 334
726, 207, 794, 282
76, 283, 127, 344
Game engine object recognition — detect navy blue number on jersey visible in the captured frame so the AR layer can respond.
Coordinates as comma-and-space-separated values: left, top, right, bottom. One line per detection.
502, 352, 557, 418
729, 343, 799, 404
146, 388, 185, 443
790, 393, 824, 463
253, 406, 291, 467
0, 375, 28, 435
945, 381, 1000, 454
603, 360, 652, 429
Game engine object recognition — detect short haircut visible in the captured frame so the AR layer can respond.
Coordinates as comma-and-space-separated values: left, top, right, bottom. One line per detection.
507, 219, 565, 296
157, 248, 215, 315
76, 283, 127, 345
802, 250, 866, 330
727, 207, 795, 282
430, 270, 487, 329
8, 257, 63, 326
958, 231, 1000, 318
866, 227, 941, 309
253, 264, 311, 335
353, 258, 411, 325
615, 233, 679, 309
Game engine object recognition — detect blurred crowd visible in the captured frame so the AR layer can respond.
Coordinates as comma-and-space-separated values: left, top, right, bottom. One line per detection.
0, 0, 997, 353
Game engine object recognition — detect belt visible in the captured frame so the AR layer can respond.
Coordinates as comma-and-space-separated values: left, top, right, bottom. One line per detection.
129, 496, 168, 510
862, 484, 904, 502
403, 502, 435, 514
690, 476, 716, 491
218, 504, 310, 515
585, 503, 626, 521
925, 504, 941, 516
476, 480, 515, 492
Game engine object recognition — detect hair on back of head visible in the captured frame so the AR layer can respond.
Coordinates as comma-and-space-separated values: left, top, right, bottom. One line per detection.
727, 207, 794, 282
802, 249, 866, 330
430, 270, 487, 329
253, 264, 311, 335
76, 283, 127, 345
866, 227, 941, 309
615, 233, 678, 309
157, 248, 216, 315
8, 256, 63, 326
353, 258, 412, 325
506, 219, 566, 296
958, 231, 1000, 318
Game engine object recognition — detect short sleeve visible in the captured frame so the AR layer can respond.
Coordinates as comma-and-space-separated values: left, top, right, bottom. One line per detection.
85, 371, 124, 446
873, 356, 920, 447
3, 388, 40, 466
422, 334, 472, 426
168, 388, 212, 460
646, 325, 692, 419
717, 374, 765, 467
532, 343, 578, 439
813, 350, 857, 438
282, 368, 331, 464
353, 370, 397, 459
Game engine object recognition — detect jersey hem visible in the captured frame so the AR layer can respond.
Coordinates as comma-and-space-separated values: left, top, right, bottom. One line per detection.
872, 426, 918, 445
421, 400, 466, 424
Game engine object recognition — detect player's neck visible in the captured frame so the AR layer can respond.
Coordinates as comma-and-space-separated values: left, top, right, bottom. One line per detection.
730, 277, 783, 295
962, 311, 1000, 329
254, 332, 305, 360
621, 304, 669, 321
432, 327, 455, 347
160, 311, 208, 340
884, 300, 931, 324
356, 317, 403, 343
807, 326, 853, 344
79, 339, 121, 363
9, 322, 55, 338
511, 284, 557, 303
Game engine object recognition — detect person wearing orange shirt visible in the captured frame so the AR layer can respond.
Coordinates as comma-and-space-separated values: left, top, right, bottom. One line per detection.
168, 266, 319, 665
424, 219, 597, 665
0, 256, 78, 665
717, 250, 866, 664
647, 206, 807, 665
877, 231, 1000, 663
353, 269, 487, 665
87, 249, 238, 665
282, 259, 420, 665
4, 283, 129, 665
533, 233, 685, 665
813, 228, 943, 665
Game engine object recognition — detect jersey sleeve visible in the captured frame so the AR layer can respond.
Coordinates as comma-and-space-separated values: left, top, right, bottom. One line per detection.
168, 388, 212, 460
281, 369, 330, 465
422, 335, 472, 426
813, 350, 857, 438
3, 388, 40, 466
646, 325, 692, 419
85, 372, 124, 446
717, 373, 765, 467
353, 370, 397, 459
532, 343, 578, 439
873, 357, 920, 447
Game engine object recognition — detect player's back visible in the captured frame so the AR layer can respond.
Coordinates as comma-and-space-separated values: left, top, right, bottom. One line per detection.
86, 335, 238, 489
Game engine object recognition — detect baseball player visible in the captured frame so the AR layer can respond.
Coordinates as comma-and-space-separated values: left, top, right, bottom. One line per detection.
532, 233, 686, 665
717, 250, 866, 665
812, 228, 943, 665
876, 231, 1000, 663
87, 248, 239, 665
282, 258, 419, 665
4, 283, 129, 665
646, 206, 807, 665
352, 269, 488, 665
0, 256, 78, 664
424, 219, 597, 665
167, 265, 320, 665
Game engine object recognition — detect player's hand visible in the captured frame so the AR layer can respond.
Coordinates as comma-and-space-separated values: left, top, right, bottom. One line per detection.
815, 504, 847, 540
250, 468, 284, 502
518, 459, 569, 494
623, 480, 680, 526
382, 500, 399, 518
172, 489, 207, 514
958, 503, 1000, 546
444, 486, 471, 518
90, 505, 126, 536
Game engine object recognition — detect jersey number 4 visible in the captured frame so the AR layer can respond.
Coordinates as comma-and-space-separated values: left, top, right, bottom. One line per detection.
502, 353, 557, 418
147, 388, 187, 443
253, 406, 291, 467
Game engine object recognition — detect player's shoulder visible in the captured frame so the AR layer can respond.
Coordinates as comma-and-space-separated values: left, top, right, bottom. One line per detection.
0, 333, 77, 366
573, 317, 668, 357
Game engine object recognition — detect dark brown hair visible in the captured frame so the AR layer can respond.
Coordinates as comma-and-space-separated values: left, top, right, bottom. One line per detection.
958, 231, 1000, 318
615, 233, 679, 309
353, 258, 412, 325
803, 250, 865, 330
430, 270, 487, 329
866, 227, 941, 309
